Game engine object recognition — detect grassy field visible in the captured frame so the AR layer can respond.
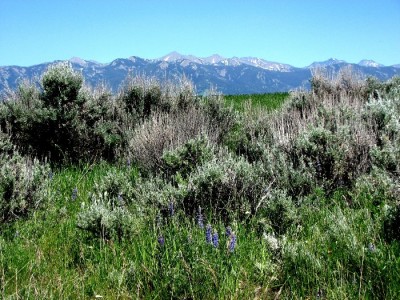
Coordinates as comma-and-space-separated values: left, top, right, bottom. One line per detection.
224, 92, 289, 111
1, 64, 399, 299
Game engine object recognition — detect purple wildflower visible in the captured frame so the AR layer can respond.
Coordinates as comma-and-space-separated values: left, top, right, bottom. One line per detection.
225, 226, 232, 237
206, 224, 212, 244
212, 231, 219, 248
158, 235, 165, 247
71, 187, 78, 201
48, 171, 54, 180
197, 207, 204, 229
127, 158, 131, 168
228, 233, 236, 253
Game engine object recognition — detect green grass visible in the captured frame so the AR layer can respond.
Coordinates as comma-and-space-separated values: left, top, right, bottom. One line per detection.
2, 162, 399, 299
0, 163, 277, 299
224, 92, 289, 111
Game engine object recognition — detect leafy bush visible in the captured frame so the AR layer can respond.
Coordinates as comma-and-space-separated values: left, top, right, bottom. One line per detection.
351, 168, 399, 209
0, 151, 50, 223
0, 63, 125, 163
260, 189, 298, 235
184, 150, 265, 218
129, 102, 234, 174
310, 67, 367, 100
0, 131, 14, 156
119, 77, 163, 119
161, 135, 213, 180
77, 198, 135, 241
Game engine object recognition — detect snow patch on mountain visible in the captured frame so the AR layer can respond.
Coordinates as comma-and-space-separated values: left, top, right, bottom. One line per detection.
358, 60, 384, 68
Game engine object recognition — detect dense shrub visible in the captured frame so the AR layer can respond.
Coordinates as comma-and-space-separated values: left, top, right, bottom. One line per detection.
183, 150, 265, 218
77, 198, 136, 241
310, 67, 367, 100
0, 63, 125, 163
161, 135, 213, 180
260, 189, 298, 235
0, 131, 14, 156
119, 77, 163, 119
351, 168, 399, 209
129, 101, 235, 174
0, 151, 50, 223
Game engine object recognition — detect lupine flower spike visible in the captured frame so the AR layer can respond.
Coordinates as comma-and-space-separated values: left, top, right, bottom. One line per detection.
71, 187, 78, 201
212, 231, 219, 248
206, 224, 212, 243
228, 233, 236, 253
158, 235, 165, 247
225, 226, 232, 237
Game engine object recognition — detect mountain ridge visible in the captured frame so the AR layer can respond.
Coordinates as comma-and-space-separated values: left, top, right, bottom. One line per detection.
1, 53, 399, 95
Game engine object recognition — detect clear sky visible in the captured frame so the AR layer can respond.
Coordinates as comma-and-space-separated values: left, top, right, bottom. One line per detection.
0, 0, 399, 67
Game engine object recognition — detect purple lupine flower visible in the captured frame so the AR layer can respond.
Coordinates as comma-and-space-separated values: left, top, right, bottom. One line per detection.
158, 235, 165, 247
205, 224, 212, 244
168, 201, 174, 217
212, 231, 219, 248
225, 226, 232, 237
48, 171, 54, 180
197, 207, 204, 229
71, 187, 78, 201
228, 233, 236, 253
127, 158, 131, 168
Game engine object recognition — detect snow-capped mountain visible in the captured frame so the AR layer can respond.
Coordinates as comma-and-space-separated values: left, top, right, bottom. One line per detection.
158, 52, 293, 72
358, 60, 384, 68
307, 58, 347, 68
0, 53, 399, 95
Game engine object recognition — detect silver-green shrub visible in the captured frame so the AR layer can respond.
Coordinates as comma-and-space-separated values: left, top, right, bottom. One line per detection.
184, 150, 265, 218
77, 197, 135, 241
0, 151, 50, 222
0, 63, 126, 163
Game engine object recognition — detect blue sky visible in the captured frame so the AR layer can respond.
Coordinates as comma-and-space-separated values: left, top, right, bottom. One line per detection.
0, 0, 399, 67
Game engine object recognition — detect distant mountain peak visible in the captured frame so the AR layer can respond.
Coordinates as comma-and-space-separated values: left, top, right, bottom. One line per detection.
358, 59, 384, 68
69, 57, 87, 66
202, 54, 225, 64
160, 51, 184, 61
307, 58, 347, 68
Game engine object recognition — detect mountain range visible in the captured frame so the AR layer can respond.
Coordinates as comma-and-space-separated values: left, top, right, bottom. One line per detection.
1, 52, 399, 95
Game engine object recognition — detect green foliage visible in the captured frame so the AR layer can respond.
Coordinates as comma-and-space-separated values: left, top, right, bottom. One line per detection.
0, 63, 125, 163
0, 151, 50, 223
0, 131, 14, 156
260, 189, 298, 235
120, 79, 163, 119
42, 62, 84, 109
161, 135, 213, 180
184, 151, 265, 218
77, 198, 135, 241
